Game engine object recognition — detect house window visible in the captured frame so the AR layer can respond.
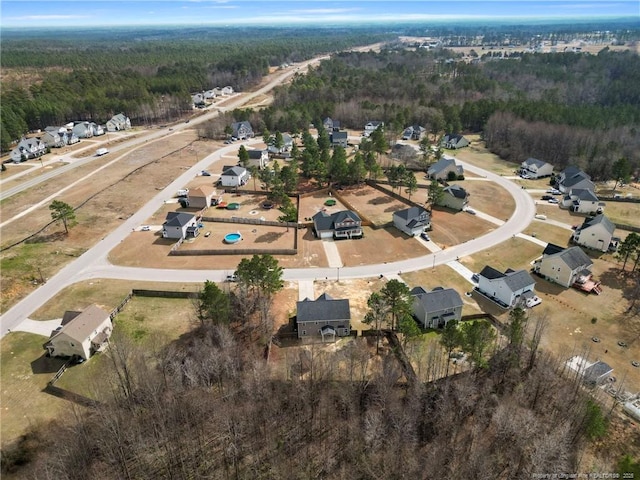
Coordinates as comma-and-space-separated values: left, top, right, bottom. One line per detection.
70, 343, 75, 347
302, 330, 306, 336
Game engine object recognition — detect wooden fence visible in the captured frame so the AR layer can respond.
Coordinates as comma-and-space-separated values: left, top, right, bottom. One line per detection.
365, 180, 424, 209
328, 188, 375, 227
201, 215, 299, 228
131, 289, 199, 299
170, 248, 297, 256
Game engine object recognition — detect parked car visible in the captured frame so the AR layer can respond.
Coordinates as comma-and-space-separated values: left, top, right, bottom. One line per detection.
465, 208, 477, 215
471, 273, 480, 283
420, 232, 430, 241
541, 195, 553, 201
204, 231, 211, 237
226, 274, 238, 282
547, 188, 561, 195
526, 296, 542, 308
201, 170, 211, 176
547, 198, 559, 204
141, 225, 150, 231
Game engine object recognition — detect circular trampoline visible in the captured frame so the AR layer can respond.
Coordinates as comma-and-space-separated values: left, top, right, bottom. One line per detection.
324, 199, 337, 206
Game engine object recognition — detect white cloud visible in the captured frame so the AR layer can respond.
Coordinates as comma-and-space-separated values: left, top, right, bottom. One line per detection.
10, 14, 92, 21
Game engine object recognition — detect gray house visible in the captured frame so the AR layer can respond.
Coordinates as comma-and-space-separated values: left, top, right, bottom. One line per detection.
10, 137, 47, 163
162, 212, 199, 239
402, 125, 426, 140
393, 206, 431, 236
427, 157, 463, 180
231, 121, 254, 140
411, 286, 463, 329
521, 157, 553, 179
312, 210, 363, 239
477, 266, 536, 308
330, 131, 348, 148
296, 293, 351, 341
438, 184, 469, 211
556, 166, 595, 193
441, 133, 469, 149
363, 121, 383, 137
572, 214, 618, 252
323, 117, 341, 131
106, 113, 131, 132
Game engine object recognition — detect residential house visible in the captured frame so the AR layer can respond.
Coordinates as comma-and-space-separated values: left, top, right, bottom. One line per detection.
561, 188, 605, 214
441, 133, 469, 149
43, 304, 113, 361
41, 129, 65, 148
572, 214, 618, 252
437, 184, 469, 211
393, 206, 431, 236
192, 93, 205, 107
520, 157, 553, 178
203, 89, 217, 101
566, 356, 613, 386
363, 121, 383, 137
556, 166, 594, 193
49, 126, 79, 145
427, 157, 464, 180
106, 113, 132, 132
411, 286, 463, 329
296, 293, 351, 340
72, 121, 94, 139
476, 266, 536, 308
220, 165, 249, 187
162, 212, 199, 239
323, 117, 341, 132
231, 121, 254, 140
402, 125, 426, 140
90, 122, 105, 136
221, 86, 234, 95
330, 131, 348, 148
533, 244, 601, 293
188, 186, 217, 209
10, 137, 47, 163
246, 149, 269, 169
267, 133, 294, 154
312, 210, 363, 239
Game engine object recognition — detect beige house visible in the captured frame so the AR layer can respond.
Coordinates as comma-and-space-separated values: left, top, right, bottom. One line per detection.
188, 186, 217, 209
533, 244, 595, 289
437, 184, 469, 211
572, 214, 618, 252
44, 305, 113, 360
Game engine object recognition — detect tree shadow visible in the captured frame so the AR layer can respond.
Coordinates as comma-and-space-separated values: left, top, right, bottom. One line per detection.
255, 231, 285, 244
30, 354, 66, 375
369, 196, 393, 205
25, 231, 67, 244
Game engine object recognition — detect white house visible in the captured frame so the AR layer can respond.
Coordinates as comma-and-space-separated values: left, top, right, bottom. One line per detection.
162, 212, 199, 239
203, 89, 217, 101
477, 266, 536, 308
520, 157, 553, 178
221, 86, 234, 95
10, 137, 47, 163
561, 189, 604, 215
533, 243, 597, 289
363, 121, 383, 136
220, 165, 249, 187
572, 214, 618, 252
393, 206, 431, 236
106, 113, 132, 132
72, 121, 94, 139
411, 286, 463, 329
402, 125, 426, 140
43, 304, 113, 361
90, 122, 105, 136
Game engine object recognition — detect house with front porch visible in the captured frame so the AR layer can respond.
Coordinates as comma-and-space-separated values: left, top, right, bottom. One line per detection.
296, 293, 351, 341
72, 121, 94, 139
393, 206, 431, 236
10, 137, 47, 163
43, 304, 113, 361
438, 184, 469, 211
231, 121, 254, 140
106, 113, 132, 132
411, 286, 463, 329
41, 129, 65, 148
533, 243, 601, 293
441, 133, 469, 149
90, 122, 105, 136
476, 266, 536, 308
323, 117, 341, 132
427, 157, 463, 180
521, 157, 553, 179
162, 212, 199, 239
312, 210, 363, 239
572, 214, 618, 252
561, 189, 605, 215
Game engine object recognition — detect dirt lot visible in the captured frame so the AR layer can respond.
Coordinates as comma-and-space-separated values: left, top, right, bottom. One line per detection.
298, 191, 349, 222
337, 184, 412, 225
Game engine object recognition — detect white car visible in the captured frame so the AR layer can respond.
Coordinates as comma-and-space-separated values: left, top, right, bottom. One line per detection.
547, 198, 559, 204
141, 225, 150, 231
526, 296, 542, 308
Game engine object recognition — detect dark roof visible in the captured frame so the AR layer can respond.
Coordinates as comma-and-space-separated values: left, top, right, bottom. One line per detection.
584, 361, 613, 381
480, 266, 535, 292
248, 149, 265, 159
61, 310, 81, 326
479, 265, 504, 280
394, 206, 428, 221
580, 214, 616, 235
556, 246, 593, 270
413, 287, 463, 312
221, 165, 247, 177
542, 243, 565, 256
523, 157, 547, 168
410, 286, 427, 295
563, 172, 593, 188
331, 131, 348, 141
427, 158, 456, 175
296, 293, 350, 323
313, 210, 361, 232
333, 210, 360, 224
570, 188, 599, 202
443, 184, 467, 199
561, 165, 582, 178
444, 133, 466, 142
164, 212, 195, 228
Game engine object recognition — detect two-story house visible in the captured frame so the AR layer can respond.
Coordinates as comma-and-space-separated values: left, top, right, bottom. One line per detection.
106, 113, 132, 132
437, 184, 469, 211
363, 121, 383, 137
441, 133, 469, 149
411, 286, 463, 329
572, 214, 618, 252
477, 266, 537, 308
312, 210, 363, 240
427, 157, 464, 180
187, 186, 217, 209
296, 293, 351, 341
330, 131, 348, 148
220, 165, 249, 187
556, 166, 595, 193
10, 137, 47, 163
520, 157, 553, 179
231, 121, 254, 140
323, 117, 341, 132
246, 149, 269, 169
402, 125, 426, 140
561, 188, 605, 215
162, 212, 199, 239
393, 206, 431, 236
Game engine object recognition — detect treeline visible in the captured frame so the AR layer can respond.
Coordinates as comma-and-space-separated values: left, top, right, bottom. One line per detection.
2, 317, 616, 479
0, 27, 390, 151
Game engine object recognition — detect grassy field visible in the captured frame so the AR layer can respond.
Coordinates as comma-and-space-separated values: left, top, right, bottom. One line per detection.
460, 237, 543, 274
461, 179, 515, 220
522, 222, 572, 248
451, 135, 519, 175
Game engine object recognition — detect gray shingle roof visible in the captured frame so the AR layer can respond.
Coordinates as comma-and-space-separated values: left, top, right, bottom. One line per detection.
556, 246, 593, 270
221, 166, 247, 177
581, 214, 616, 234
51, 304, 110, 343
164, 212, 195, 227
480, 266, 535, 292
584, 361, 613, 382
331, 131, 348, 141
248, 149, 265, 159
427, 158, 456, 176
523, 157, 547, 168
394, 206, 428, 221
413, 287, 463, 312
297, 293, 350, 322
570, 188, 599, 201
443, 184, 468, 199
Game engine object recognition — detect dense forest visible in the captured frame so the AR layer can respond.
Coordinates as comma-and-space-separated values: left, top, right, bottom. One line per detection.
0, 26, 390, 151
255, 46, 640, 179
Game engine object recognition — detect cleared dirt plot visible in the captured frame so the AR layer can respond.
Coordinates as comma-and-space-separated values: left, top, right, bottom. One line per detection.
429, 207, 497, 249
337, 184, 411, 225
333, 227, 428, 267
461, 179, 515, 220
298, 191, 350, 222
460, 236, 543, 274
278, 228, 329, 269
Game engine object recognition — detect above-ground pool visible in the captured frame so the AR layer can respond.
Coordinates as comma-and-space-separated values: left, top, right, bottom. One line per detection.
224, 232, 242, 244
324, 199, 337, 206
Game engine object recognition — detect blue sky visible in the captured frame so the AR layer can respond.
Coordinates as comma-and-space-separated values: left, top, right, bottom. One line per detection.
1, 0, 639, 28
